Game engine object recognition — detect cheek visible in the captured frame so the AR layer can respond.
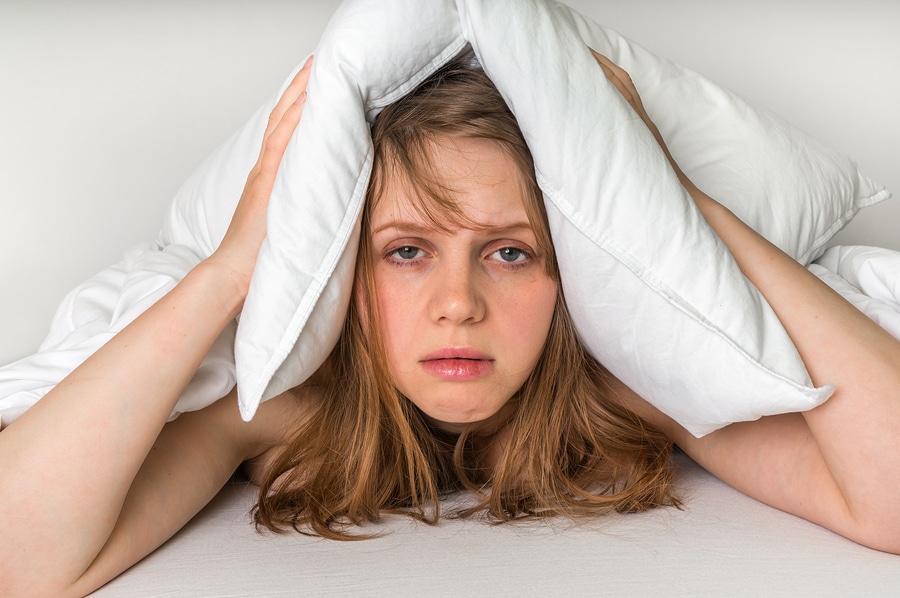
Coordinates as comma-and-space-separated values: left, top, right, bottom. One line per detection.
372, 270, 413, 361
524, 278, 558, 325
505, 279, 558, 356
353, 260, 411, 372
534, 284, 559, 341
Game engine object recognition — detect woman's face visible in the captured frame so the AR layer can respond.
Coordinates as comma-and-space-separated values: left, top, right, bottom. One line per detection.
368, 136, 558, 433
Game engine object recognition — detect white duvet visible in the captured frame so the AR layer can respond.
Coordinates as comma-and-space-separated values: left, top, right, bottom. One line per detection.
812, 246, 900, 340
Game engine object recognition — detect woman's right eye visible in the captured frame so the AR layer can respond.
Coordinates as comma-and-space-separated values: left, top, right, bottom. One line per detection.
387, 245, 425, 262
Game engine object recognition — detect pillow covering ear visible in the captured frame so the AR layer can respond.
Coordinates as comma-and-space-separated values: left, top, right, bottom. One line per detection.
206, 0, 882, 436
0, 0, 889, 437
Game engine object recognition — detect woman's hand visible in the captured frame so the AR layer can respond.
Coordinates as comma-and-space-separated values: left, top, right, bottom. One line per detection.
590, 51, 653, 130
0, 56, 316, 597
206, 55, 313, 298
589, 50, 690, 188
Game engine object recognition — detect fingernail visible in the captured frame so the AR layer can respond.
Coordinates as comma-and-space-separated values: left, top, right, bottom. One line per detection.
295, 91, 307, 106
303, 55, 314, 68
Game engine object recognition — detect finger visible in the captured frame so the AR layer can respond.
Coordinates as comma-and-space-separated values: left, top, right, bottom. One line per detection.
589, 49, 645, 112
592, 54, 633, 104
590, 50, 625, 88
263, 55, 314, 142
254, 91, 307, 191
590, 50, 631, 85
252, 55, 313, 168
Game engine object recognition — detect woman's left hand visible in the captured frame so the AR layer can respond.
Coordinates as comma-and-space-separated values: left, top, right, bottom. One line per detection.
589, 50, 689, 187
590, 49, 900, 555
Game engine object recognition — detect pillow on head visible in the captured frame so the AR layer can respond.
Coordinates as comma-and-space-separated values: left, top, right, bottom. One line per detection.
5, 0, 887, 435
157, 0, 889, 436
588, 18, 890, 267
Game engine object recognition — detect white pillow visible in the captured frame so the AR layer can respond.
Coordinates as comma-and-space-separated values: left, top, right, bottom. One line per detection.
167, 0, 877, 435
2, 0, 889, 436
593, 21, 890, 267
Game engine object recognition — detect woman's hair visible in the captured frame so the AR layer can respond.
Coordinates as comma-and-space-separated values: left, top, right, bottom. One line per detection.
254, 55, 677, 539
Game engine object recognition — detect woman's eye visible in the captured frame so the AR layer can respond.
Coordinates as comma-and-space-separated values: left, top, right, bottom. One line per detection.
389, 246, 423, 260
491, 247, 528, 263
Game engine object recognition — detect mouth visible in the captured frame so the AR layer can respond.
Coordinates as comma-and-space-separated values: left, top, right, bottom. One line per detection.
420, 348, 494, 381
421, 347, 492, 361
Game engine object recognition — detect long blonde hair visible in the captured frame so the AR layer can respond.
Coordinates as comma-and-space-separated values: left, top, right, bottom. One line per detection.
254, 59, 677, 539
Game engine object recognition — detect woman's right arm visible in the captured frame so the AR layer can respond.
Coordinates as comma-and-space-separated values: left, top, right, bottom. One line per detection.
0, 58, 312, 596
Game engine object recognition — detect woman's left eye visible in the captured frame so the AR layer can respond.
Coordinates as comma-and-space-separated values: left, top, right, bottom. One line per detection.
490, 247, 529, 263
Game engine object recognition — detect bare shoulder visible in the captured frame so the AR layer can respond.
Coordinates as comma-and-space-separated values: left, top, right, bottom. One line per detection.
238, 384, 320, 485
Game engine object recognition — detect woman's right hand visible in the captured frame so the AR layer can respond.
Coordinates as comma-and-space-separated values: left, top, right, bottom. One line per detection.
0, 56, 315, 597
206, 55, 313, 298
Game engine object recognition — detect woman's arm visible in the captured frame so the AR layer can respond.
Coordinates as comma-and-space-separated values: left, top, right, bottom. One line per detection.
593, 52, 900, 553
69, 388, 303, 597
0, 58, 312, 596
676, 195, 900, 553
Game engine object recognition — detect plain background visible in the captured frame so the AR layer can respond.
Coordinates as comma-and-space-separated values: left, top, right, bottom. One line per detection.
1, 0, 897, 365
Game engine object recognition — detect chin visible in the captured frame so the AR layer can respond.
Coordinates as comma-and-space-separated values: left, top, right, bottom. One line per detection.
419, 400, 511, 434
430, 409, 488, 426
402, 384, 517, 431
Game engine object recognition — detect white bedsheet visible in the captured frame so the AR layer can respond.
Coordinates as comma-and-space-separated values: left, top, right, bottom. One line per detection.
91, 451, 900, 597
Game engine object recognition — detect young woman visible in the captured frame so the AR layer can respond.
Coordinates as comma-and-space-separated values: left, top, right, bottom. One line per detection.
2, 49, 899, 596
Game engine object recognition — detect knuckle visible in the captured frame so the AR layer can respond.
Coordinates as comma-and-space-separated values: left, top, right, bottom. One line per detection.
265, 111, 280, 131
263, 134, 284, 156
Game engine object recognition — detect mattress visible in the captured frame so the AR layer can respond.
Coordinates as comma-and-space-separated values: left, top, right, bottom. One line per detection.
93, 452, 900, 597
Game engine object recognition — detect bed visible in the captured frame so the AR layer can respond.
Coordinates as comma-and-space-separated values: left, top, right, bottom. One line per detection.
2, 1, 899, 595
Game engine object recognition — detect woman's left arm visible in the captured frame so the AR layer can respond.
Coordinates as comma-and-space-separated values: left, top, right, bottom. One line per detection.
645, 191, 900, 553
594, 52, 900, 553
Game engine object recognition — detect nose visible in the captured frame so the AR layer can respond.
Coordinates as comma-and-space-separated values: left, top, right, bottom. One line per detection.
429, 258, 486, 325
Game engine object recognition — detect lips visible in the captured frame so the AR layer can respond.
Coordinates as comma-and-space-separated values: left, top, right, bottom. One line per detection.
420, 348, 494, 381
421, 348, 492, 361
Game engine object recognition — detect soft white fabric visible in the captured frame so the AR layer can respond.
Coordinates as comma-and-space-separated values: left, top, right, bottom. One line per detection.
90, 452, 900, 597
811, 246, 900, 340
0, 0, 890, 435
0, 243, 236, 424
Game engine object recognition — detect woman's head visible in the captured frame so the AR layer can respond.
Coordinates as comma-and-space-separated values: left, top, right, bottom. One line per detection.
358, 60, 559, 431
255, 57, 675, 539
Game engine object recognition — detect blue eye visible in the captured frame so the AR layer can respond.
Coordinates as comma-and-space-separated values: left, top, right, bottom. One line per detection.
492, 247, 528, 263
390, 246, 422, 260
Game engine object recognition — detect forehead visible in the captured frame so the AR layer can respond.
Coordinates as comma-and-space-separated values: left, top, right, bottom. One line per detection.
369, 135, 531, 230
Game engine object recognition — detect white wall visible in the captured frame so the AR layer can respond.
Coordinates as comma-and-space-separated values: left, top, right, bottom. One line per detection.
0, 1, 333, 364
1, 0, 897, 365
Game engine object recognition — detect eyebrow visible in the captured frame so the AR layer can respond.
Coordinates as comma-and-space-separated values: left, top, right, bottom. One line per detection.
370, 219, 535, 237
